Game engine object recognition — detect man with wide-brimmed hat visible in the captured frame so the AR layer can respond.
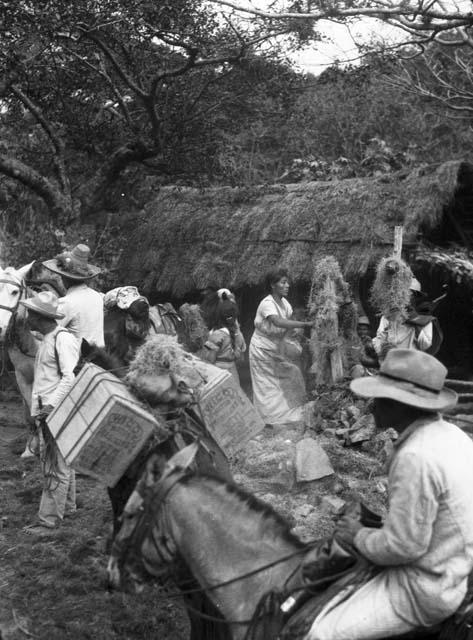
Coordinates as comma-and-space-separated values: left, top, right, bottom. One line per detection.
43, 244, 104, 348
307, 348, 473, 640
19, 291, 79, 537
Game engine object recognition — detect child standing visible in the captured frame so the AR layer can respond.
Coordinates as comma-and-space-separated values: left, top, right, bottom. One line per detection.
204, 295, 246, 385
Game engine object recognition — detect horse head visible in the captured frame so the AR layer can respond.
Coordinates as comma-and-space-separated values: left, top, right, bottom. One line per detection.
0, 262, 34, 343
107, 442, 199, 592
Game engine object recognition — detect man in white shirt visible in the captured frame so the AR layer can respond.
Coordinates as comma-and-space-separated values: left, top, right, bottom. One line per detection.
20, 291, 79, 536
373, 278, 433, 360
307, 348, 473, 640
43, 244, 104, 348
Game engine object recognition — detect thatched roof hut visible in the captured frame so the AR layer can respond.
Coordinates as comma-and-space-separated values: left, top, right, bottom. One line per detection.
117, 160, 472, 298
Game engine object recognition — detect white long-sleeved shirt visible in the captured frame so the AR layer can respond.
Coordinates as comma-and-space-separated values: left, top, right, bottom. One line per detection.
31, 326, 79, 416
373, 315, 432, 356
355, 416, 473, 626
58, 283, 104, 347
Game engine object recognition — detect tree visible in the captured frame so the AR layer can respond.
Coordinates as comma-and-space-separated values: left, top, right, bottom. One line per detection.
385, 43, 473, 118
209, 1, 473, 52
0, 0, 295, 224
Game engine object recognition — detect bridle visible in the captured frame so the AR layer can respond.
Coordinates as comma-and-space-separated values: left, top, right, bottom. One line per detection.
0, 276, 26, 315
0, 276, 29, 373
112, 467, 315, 633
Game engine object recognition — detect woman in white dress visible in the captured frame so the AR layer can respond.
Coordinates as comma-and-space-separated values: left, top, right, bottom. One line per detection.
249, 268, 311, 426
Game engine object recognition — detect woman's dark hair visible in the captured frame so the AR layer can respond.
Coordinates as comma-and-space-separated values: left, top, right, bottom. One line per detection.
208, 299, 238, 349
265, 268, 290, 293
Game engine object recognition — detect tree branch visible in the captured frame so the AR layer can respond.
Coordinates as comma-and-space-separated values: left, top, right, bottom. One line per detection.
9, 85, 70, 193
0, 155, 72, 220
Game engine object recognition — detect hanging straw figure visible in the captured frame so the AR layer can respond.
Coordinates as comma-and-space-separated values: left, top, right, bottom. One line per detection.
370, 256, 413, 322
307, 256, 358, 386
178, 303, 209, 357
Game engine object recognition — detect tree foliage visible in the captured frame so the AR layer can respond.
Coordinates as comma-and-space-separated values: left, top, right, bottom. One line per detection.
0, 0, 299, 225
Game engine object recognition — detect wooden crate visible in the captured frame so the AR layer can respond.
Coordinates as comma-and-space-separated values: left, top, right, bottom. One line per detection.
196, 371, 264, 455
47, 363, 166, 487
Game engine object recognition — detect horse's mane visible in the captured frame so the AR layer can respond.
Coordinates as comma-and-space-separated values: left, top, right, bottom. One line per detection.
180, 473, 306, 549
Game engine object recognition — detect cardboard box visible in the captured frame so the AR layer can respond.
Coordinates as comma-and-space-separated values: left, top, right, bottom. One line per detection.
197, 372, 264, 454
47, 363, 166, 486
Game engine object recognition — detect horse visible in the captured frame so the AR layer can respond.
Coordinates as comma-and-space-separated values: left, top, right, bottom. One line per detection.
0, 263, 38, 413
104, 298, 184, 366
108, 446, 457, 640
108, 444, 313, 640
80, 342, 232, 640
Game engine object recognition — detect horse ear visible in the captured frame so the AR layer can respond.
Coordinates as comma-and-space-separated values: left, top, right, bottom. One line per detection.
161, 441, 199, 480
80, 339, 91, 357
143, 453, 167, 487
16, 261, 35, 279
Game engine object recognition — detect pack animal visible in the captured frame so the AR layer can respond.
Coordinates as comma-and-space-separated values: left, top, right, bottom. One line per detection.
108, 447, 471, 640
81, 343, 231, 640
104, 299, 183, 366
0, 263, 38, 413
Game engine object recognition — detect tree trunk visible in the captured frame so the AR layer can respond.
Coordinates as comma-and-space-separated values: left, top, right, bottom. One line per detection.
0, 154, 75, 222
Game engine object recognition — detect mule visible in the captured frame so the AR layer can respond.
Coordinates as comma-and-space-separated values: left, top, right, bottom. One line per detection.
108, 447, 457, 640
104, 299, 183, 366
81, 343, 232, 640
108, 444, 312, 640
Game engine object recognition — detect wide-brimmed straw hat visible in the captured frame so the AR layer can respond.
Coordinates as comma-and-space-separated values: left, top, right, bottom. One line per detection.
20, 290, 65, 319
350, 348, 457, 411
43, 244, 101, 280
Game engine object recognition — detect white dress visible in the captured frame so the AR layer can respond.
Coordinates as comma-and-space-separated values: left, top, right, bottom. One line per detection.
249, 295, 306, 425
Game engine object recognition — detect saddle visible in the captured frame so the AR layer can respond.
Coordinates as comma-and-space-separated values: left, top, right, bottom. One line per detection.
278, 503, 473, 640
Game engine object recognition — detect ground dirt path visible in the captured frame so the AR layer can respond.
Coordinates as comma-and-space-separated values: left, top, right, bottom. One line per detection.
0, 391, 189, 640
0, 382, 391, 639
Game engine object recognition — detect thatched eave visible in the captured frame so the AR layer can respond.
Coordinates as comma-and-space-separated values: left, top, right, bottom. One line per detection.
117, 160, 470, 297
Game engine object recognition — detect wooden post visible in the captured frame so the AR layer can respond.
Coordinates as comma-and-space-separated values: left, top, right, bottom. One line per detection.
393, 226, 403, 258
326, 279, 344, 383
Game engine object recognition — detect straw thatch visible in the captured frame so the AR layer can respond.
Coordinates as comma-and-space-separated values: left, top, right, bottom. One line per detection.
117, 160, 466, 297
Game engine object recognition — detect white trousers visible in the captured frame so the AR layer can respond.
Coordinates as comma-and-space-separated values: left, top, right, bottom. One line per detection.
306, 573, 416, 640
39, 436, 76, 527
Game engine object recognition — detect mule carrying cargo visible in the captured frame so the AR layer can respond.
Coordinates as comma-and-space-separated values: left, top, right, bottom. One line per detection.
47, 363, 166, 487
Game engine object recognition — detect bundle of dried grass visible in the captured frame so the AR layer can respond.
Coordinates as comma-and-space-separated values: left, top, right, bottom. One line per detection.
370, 256, 413, 319
307, 256, 358, 385
128, 334, 188, 377
125, 334, 203, 404
178, 303, 209, 353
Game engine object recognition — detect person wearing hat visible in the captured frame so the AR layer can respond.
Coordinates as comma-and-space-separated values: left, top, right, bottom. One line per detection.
373, 278, 433, 361
43, 244, 105, 348
351, 316, 379, 378
20, 291, 79, 536
307, 349, 473, 640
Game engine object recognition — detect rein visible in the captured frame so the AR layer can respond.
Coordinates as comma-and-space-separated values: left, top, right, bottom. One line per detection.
0, 276, 26, 314
116, 469, 316, 631
0, 276, 31, 375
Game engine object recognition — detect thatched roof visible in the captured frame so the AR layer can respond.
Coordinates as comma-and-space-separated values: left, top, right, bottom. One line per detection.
117, 160, 469, 297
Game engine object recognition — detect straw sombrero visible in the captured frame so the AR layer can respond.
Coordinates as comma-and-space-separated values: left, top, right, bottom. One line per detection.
350, 348, 457, 412
43, 244, 101, 280
20, 290, 64, 319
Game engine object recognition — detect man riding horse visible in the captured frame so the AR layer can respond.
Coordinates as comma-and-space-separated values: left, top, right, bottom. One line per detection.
307, 348, 473, 640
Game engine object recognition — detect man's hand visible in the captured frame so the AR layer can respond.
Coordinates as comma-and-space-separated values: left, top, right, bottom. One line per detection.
38, 404, 54, 419
380, 342, 395, 359
335, 515, 363, 546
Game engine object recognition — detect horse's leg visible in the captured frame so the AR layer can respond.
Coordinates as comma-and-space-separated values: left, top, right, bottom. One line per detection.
8, 352, 37, 455
8, 348, 34, 411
